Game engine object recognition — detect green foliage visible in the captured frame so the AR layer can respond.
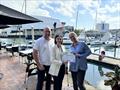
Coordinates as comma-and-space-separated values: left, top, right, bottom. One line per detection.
104, 65, 120, 88
74, 29, 84, 36
105, 72, 115, 77
104, 79, 116, 87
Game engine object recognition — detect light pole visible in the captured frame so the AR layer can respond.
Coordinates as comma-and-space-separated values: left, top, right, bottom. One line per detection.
17, 25, 22, 50
61, 22, 66, 36
53, 22, 56, 37
31, 26, 34, 45
114, 30, 118, 58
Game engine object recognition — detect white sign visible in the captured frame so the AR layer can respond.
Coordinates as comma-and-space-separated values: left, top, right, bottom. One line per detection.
49, 60, 62, 76
62, 52, 75, 62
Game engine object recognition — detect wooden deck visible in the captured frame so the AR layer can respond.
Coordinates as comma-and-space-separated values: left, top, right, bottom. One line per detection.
0, 49, 99, 90
87, 54, 120, 69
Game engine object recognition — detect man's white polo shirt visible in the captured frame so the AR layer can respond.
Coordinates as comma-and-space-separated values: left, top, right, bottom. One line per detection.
33, 37, 54, 65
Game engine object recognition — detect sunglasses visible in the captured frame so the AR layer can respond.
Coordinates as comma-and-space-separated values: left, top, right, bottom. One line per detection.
69, 35, 74, 39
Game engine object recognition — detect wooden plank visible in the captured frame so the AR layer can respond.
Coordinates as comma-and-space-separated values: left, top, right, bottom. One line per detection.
87, 54, 120, 69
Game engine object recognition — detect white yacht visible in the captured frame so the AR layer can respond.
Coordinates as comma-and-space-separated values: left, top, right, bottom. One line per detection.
63, 37, 72, 45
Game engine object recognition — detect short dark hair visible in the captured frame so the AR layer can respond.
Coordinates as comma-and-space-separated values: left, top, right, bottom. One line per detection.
54, 35, 63, 44
101, 51, 105, 55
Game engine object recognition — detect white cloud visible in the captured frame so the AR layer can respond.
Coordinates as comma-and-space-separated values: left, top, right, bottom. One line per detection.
78, 0, 100, 10
69, 18, 76, 26
103, 2, 120, 14
77, 0, 101, 22
85, 0, 120, 29
0, 0, 51, 17
97, 13, 108, 22
1, 0, 23, 12
98, 7, 107, 14
55, 0, 76, 17
25, 0, 50, 17
38, 0, 54, 11
1, 0, 119, 29
107, 16, 120, 29
31, 8, 51, 17
41, 4, 54, 11
79, 9, 86, 15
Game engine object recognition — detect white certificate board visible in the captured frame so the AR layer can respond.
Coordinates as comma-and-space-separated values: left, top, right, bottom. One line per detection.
49, 61, 62, 76
62, 52, 75, 62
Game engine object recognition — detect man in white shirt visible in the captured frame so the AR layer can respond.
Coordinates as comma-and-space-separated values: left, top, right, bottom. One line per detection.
33, 27, 54, 90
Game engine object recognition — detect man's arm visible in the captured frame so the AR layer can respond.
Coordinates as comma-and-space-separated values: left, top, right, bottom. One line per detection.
32, 49, 44, 70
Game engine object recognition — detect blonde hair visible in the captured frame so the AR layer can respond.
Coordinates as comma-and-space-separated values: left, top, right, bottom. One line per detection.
69, 32, 77, 38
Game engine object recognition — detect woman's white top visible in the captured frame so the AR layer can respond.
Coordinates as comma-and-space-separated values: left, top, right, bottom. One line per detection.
49, 45, 66, 76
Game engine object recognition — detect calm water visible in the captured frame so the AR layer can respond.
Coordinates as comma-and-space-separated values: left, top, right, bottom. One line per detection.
86, 63, 112, 90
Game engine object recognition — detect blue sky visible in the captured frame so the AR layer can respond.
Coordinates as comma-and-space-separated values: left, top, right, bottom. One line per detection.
0, 0, 120, 30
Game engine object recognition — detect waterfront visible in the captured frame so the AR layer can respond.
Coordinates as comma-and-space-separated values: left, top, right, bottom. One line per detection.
1, 0, 120, 89
86, 63, 112, 90
1, 37, 120, 59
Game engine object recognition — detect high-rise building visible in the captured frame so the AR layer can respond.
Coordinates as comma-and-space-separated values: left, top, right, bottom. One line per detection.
96, 22, 109, 32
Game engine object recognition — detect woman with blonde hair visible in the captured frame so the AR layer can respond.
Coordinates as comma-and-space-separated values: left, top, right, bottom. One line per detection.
69, 32, 91, 90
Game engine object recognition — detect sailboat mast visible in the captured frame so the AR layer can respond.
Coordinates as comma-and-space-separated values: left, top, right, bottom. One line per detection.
25, 0, 26, 14
75, 6, 79, 29
95, 9, 97, 30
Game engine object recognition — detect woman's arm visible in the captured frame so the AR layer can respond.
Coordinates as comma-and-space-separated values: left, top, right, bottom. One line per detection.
75, 42, 91, 58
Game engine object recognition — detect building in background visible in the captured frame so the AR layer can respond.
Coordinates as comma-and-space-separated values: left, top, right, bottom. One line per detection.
96, 22, 109, 32
0, 16, 74, 39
